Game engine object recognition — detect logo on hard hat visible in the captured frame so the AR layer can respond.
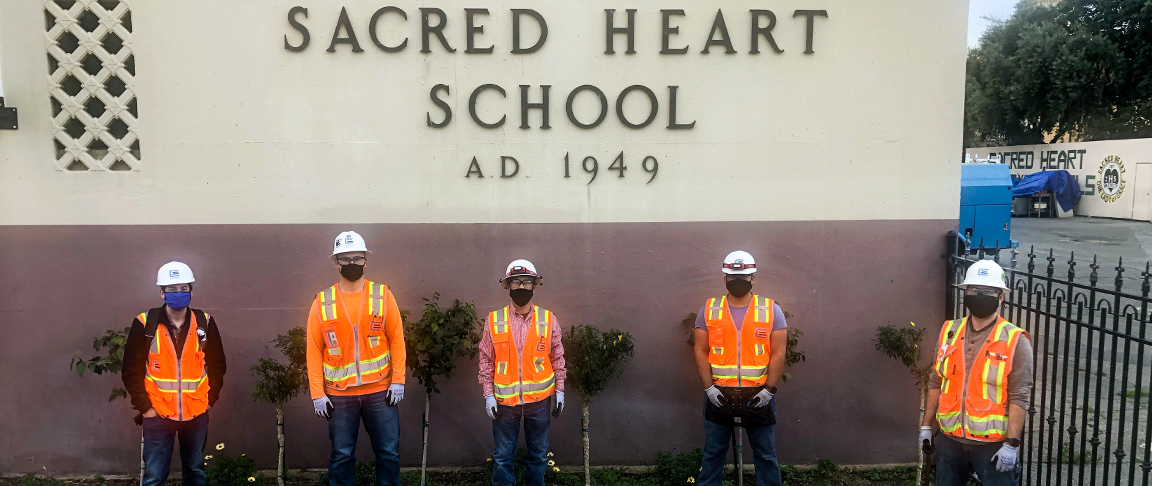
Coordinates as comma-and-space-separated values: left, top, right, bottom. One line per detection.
978, 268, 989, 276
335, 239, 341, 248
345, 235, 355, 244
169, 270, 180, 278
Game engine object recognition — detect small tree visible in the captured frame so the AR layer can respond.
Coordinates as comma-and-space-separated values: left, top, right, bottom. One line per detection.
874, 322, 933, 486
70, 326, 146, 482
404, 293, 481, 486
250, 327, 308, 486
563, 325, 636, 486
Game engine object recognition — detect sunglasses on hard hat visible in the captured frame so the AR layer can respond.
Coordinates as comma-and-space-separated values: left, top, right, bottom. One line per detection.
723, 262, 755, 270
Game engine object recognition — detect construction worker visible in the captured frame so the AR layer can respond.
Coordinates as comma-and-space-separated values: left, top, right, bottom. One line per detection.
693, 250, 787, 486
478, 259, 567, 486
306, 231, 407, 486
122, 262, 227, 486
921, 260, 1033, 486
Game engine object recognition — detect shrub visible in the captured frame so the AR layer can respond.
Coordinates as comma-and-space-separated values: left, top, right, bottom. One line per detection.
206, 453, 268, 486
651, 449, 702, 485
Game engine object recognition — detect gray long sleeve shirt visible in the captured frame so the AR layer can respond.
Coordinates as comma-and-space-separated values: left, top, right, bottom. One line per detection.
928, 317, 1034, 444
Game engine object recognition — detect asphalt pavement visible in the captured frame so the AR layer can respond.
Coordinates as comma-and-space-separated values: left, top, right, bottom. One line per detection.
1001, 216, 1152, 288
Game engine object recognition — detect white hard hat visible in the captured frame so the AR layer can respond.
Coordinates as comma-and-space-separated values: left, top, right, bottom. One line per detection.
157, 261, 195, 286
500, 259, 542, 283
331, 231, 371, 257
722, 250, 757, 275
960, 260, 1009, 290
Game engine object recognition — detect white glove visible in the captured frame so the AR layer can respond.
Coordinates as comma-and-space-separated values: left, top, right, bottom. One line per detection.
919, 427, 934, 453
748, 388, 774, 408
705, 386, 725, 407
387, 383, 405, 405
484, 394, 498, 420
553, 391, 565, 417
313, 396, 332, 419
992, 442, 1019, 472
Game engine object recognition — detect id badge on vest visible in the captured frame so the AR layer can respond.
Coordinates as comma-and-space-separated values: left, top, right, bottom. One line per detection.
370, 314, 384, 333
325, 328, 341, 356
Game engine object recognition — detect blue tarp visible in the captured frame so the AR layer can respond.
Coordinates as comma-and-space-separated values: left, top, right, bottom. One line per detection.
1012, 170, 1081, 212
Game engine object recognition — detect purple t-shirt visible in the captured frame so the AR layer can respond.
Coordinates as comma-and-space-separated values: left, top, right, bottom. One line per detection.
694, 302, 788, 332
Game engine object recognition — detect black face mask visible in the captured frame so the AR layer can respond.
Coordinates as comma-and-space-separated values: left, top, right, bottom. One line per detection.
725, 278, 753, 298
339, 263, 365, 281
964, 294, 1000, 318
509, 289, 534, 307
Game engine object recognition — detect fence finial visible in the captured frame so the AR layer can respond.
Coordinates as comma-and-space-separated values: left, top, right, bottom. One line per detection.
1090, 255, 1099, 287
1046, 248, 1055, 278
1142, 262, 1150, 297
1027, 246, 1036, 274
1115, 256, 1125, 291
1068, 251, 1076, 281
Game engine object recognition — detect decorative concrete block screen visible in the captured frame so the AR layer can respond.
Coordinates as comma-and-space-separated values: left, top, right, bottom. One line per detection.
44, 0, 140, 171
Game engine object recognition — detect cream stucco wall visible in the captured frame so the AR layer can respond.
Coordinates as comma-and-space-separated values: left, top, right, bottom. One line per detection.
966, 138, 1152, 220
1, 0, 968, 225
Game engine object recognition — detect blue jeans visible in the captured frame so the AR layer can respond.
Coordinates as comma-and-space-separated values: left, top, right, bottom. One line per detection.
700, 401, 780, 486
327, 391, 401, 486
935, 435, 1018, 486
491, 399, 551, 486
142, 412, 209, 486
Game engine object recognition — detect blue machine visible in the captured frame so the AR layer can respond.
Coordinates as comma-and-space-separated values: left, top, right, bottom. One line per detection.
959, 163, 1014, 250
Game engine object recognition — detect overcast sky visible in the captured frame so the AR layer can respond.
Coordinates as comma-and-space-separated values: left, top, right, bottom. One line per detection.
969, 0, 1019, 48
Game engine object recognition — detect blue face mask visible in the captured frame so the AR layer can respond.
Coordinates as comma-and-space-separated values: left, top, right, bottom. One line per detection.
164, 292, 192, 310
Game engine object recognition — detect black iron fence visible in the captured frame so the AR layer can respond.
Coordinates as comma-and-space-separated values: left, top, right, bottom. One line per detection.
946, 234, 1152, 486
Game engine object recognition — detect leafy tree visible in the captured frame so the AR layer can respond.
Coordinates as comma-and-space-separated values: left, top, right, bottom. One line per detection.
250, 327, 308, 486
404, 293, 481, 486
874, 322, 934, 486
965, 0, 1152, 147
563, 325, 636, 486
69, 327, 131, 401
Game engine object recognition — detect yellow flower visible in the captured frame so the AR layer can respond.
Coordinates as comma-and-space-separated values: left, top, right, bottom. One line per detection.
216, 443, 225, 451
548, 460, 556, 466
547, 452, 554, 457
487, 458, 493, 462
204, 455, 213, 460
910, 321, 916, 327
687, 478, 696, 484
552, 467, 560, 473
247, 478, 256, 483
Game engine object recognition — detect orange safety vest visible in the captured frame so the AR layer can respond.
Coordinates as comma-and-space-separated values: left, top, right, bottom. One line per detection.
138, 310, 210, 421
704, 294, 775, 387
934, 316, 1028, 442
317, 281, 393, 391
488, 306, 556, 406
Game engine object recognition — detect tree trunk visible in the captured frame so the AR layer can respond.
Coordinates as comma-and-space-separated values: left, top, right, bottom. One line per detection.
140, 431, 145, 486
421, 393, 430, 486
277, 404, 286, 486
917, 386, 927, 486
582, 401, 590, 486
734, 428, 744, 486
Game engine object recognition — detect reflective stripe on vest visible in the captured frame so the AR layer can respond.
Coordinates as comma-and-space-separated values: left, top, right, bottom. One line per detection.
705, 295, 773, 386
318, 282, 392, 390
490, 306, 556, 405
934, 316, 1027, 442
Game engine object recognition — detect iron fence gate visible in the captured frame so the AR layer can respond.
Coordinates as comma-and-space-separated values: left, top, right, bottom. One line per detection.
946, 234, 1152, 485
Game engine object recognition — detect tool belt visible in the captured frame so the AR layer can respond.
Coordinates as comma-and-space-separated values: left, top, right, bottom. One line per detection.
704, 386, 776, 429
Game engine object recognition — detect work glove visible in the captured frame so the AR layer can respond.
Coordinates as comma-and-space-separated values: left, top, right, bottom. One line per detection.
748, 388, 774, 408
313, 396, 333, 419
919, 427, 935, 454
992, 442, 1019, 472
705, 385, 725, 408
387, 383, 405, 406
553, 391, 565, 418
485, 395, 498, 420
